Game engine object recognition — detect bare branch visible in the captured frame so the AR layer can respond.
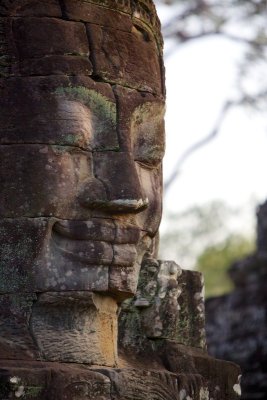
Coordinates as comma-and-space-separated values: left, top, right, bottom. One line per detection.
164, 29, 266, 48
163, 87, 267, 194
163, 100, 234, 194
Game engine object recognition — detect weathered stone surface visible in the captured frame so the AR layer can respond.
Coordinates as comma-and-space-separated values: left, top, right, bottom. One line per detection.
93, 152, 145, 209
0, 0, 61, 17
206, 201, 267, 399
114, 85, 165, 153
135, 164, 163, 235
0, 1, 240, 398
0, 145, 93, 218
0, 293, 40, 360
0, 292, 118, 366
0, 18, 19, 77
19, 55, 93, 76
109, 265, 141, 301
0, 218, 50, 293
13, 17, 89, 59
0, 361, 112, 399
87, 23, 163, 94
32, 292, 118, 366
64, 1, 132, 31
97, 367, 204, 400
119, 259, 206, 350
0, 218, 111, 293
1, 17, 92, 76
0, 353, 240, 400
0, 77, 116, 149
178, 269, 207, 349
80, 0, 132, 15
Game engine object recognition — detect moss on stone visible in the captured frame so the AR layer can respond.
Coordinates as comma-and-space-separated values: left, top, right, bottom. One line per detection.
25, 385, 43, 398
55, 86, 116, 128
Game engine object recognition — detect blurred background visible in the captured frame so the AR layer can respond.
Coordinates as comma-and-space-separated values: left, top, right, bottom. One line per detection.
155, 0, 267, 298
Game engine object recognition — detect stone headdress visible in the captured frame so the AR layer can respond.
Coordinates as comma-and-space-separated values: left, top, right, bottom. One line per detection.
89, 0, 163, 47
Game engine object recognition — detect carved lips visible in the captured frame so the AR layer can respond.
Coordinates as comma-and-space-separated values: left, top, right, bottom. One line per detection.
52, 218, 141, 267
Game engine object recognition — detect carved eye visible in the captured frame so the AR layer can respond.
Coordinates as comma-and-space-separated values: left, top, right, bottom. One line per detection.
131, 102, 165, 169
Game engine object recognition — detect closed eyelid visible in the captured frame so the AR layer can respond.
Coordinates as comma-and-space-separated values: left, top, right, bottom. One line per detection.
131, 102, 165, 167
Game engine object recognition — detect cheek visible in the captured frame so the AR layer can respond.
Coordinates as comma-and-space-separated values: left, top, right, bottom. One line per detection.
0, 145, 93, 218
0, 218, 52, 293
135, 165, 163, 235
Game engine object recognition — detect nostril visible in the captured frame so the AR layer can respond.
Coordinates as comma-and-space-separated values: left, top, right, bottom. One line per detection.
78, 178, 148, 212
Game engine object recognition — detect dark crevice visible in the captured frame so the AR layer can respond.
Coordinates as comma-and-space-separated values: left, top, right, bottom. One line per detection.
1, 73, 160, 97
58, 0, 69, 20
111, 220, 117, 267
0, 142, 126, 153
133, 23, 151, 42
111, 85, 124, 150
90, 74, 104, 82
28, 299, 45, 360
85, 24, 97, 75
0, 142, 91, 152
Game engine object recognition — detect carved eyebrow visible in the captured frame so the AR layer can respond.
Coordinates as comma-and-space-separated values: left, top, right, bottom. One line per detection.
54, 86, 116, 127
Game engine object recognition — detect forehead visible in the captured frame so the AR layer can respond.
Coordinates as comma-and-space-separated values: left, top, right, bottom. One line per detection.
1, 1, 165, 146
1, 0, 164, 95
0, 77, 164, 150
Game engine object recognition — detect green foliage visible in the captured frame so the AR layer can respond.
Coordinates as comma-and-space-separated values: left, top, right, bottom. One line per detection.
156, 0, 267, 111
160, 200, 244, 267
197, 234, 255, 298
160, 200, 256, 297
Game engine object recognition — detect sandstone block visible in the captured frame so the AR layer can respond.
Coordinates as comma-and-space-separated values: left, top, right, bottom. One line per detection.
0, 0, 61, 17
13, 17, 89, 59
0, 218, 110, 294
87, 23, 162, 94
19, 55, 93, 76
119, 260, 206, 349
0, 145, 93, 218
0, 292, 118, 366
0, 77, 117, 150
64, 1, 132, 31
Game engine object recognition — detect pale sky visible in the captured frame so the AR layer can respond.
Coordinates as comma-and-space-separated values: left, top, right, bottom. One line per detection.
157, 5, 267, 235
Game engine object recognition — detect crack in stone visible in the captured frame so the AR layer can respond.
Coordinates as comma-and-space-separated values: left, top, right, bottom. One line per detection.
28, 297, 44, 361
58, 0, 69, 20
0, 142, 125, 153
1, 73, 161, 96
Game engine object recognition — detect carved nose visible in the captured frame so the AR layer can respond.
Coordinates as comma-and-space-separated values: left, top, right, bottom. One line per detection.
78, 152, 148, 213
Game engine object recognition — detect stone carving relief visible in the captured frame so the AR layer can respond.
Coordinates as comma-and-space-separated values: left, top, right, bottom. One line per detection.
0, 1, 240, 399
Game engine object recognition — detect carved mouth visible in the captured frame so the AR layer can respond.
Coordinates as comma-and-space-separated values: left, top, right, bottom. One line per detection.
52, 218, 140, 266
53, 218, 140, 243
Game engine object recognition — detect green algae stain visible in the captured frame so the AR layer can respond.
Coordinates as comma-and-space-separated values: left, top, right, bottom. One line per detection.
25, 385, 44, 398
0, 223, 36, 293
55, 86, 119, 151
55, 86, 116, 128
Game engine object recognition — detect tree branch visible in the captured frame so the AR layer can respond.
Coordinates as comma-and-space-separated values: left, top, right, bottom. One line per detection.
164, 29, 265, 48
163, 87, 267, 194
164, 100, 234, 194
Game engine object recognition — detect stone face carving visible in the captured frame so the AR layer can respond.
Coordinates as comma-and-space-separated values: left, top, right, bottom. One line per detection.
0, 1, 240, 399
0, 0, 164, 370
